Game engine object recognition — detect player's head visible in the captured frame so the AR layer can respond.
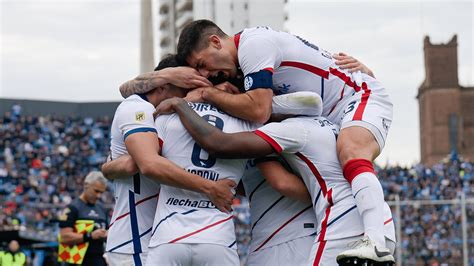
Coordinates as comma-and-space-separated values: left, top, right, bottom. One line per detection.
177, 20, 238, 79
8, 240, 20, 252
82, 171, 107, 205
151, 54, 187, 100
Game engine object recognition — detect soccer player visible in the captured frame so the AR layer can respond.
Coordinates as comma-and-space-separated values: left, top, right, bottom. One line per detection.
154, 97, 396, 265
103, 55, 236, 265
174, 20, 394, 262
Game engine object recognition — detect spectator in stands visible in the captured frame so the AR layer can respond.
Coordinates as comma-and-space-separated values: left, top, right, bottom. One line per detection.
57, 171, 109, 266
0, 240, 26, 266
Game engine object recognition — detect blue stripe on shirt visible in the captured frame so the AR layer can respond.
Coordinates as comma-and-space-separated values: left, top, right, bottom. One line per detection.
124, 127, 157, 140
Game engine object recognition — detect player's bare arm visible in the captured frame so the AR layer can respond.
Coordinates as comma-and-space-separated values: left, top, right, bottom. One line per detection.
101, 154, 137, 180
257, 160, 311, 203
119, 67, 212, 98
156, 97, 274, 158
257, 160, 311, 204
201, 87, 273, 124
125, 131, 236, 212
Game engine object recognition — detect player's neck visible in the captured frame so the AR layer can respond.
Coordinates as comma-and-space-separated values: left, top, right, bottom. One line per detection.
223, 36, 238, 66
146, 90, 162, 107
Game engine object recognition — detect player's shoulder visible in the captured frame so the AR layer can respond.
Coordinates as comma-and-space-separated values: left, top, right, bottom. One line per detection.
115, 94, 154, 118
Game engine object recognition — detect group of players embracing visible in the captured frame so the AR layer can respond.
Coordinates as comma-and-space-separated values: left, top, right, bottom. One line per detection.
101, 20, 396, 266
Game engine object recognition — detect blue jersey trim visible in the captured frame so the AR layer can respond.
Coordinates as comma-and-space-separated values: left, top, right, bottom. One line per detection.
133, 173, 141, 194
244, 70, 273, 91
129, 191, 142, 254
320, 76, 325, 100
314, 188, 322, 206
248, 180, 266, 203
136, 93, 149, 102
251, 196, 284, 231
151, 209, 198, 236
133, 253, 142, 266
107, 226, 152, 252
228, 241, 236, 248
124, 127, 157, 140
326, 205, 357, 228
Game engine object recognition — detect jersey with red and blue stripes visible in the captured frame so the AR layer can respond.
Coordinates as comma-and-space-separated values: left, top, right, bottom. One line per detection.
242, 159, 316, 253
148, 103, 258, 249
107, 94, 160, 256
236, 27, 388, 121
254, 116, 395, 243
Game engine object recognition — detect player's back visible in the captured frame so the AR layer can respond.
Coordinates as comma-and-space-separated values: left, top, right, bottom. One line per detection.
242, 160, 316, 253
106, 94, 160, 254
149, 102, 256, 249
256, 116, 394, 242
238, 27, 386, 118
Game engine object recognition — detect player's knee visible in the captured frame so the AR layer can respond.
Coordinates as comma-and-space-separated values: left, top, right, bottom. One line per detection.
337, 128, 378, 166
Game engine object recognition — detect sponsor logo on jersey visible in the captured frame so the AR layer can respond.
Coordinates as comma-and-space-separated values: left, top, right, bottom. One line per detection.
165, 197, 216, 209
244, 76, 253, 90
135, 111, 145, 122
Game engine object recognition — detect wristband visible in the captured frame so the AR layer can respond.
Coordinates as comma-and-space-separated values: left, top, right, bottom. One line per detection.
83, 232, 92, 242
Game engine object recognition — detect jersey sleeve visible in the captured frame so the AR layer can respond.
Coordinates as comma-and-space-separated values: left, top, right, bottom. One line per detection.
58, 205, 79, 228
238, 34, 282, 91
254, 119, 308, 154
116, 101, 157, 140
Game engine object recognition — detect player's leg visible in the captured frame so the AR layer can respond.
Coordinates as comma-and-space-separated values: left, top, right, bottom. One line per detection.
335, 79, 394, 262
145, 243, 192, 266
246, 236, 313, 266
191, 243, 239, 266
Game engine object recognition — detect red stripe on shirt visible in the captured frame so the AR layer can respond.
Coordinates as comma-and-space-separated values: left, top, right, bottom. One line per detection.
169, 216, 234, 243
253, 205, 312, 252
234, 33, 241, 49
384, 218, 393, 225
313, 189, 333, 266
280, 61, 329, 79
254, 130, 283, 154
352, 82, 371, 121
109, 192, 159, 227
262, 67, 274, 73
295, 152, 327, 196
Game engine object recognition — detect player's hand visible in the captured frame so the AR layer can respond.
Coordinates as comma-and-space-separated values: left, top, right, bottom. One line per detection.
165, 67, 213, 89
214, 82, 240, 94
333, 52, 375, 78
206, 179, 236, 213
184, 88, 206, 103
91, 229, 108, 240
154, 97, 186, 118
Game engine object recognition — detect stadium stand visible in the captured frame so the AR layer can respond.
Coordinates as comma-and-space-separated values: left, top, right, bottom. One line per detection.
0, 105, 472, 265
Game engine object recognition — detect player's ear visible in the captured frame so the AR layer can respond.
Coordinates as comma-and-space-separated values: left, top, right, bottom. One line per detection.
209, 35, 222, 49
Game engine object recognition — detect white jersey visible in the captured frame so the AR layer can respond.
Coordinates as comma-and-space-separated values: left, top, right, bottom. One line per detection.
236, 27, 389, 121
254, 117, 395, 242
149, 103, 257, 249
106, 94, 161, 254
242, 159, 316, 253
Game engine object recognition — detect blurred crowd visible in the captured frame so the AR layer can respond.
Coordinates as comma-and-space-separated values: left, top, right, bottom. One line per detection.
0, 106, 473, 265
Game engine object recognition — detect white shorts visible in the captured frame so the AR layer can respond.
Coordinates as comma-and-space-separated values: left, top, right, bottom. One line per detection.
328, 77, 393, 150
106, 252, 148, 266
246, 235, 314, 266
308, 236, 396, 266
145, 243, 239, 266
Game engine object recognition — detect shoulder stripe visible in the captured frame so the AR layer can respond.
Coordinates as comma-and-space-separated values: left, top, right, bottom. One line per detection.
254, 130, 283, 153
124, 127, 157, 140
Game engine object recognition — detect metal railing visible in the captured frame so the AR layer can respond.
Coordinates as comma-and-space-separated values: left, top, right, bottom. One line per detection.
388, 193, 474, 265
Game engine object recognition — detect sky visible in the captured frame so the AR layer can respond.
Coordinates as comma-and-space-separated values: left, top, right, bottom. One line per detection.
1, 0, 473, 166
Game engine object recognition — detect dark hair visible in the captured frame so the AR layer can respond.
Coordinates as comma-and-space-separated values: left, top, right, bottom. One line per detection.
154, 54, 183, 71
177, 20, 227, 64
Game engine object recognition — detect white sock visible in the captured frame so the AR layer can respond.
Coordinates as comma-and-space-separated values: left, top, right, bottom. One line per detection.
351, 172, 386, 248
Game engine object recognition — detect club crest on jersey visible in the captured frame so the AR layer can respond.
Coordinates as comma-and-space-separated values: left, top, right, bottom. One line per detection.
135, 111, 145, 122
244, 76, 253, 90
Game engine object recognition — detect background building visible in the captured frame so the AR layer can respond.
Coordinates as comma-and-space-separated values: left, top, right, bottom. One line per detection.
157, 0, 287, 57
418, 35, 474, 166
